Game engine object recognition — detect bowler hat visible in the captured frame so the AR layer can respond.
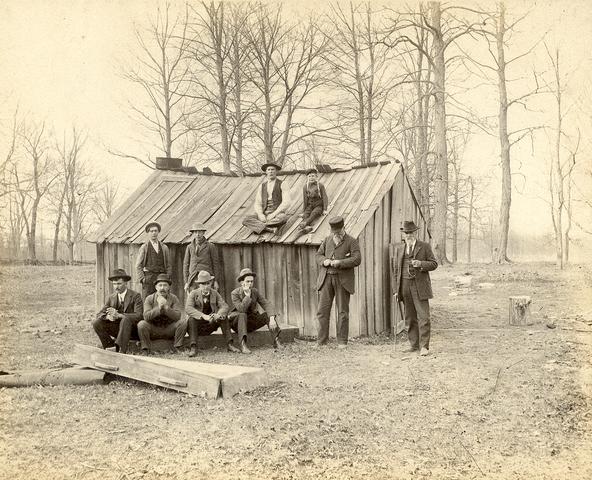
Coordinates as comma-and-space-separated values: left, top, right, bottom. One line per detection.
153, 273, 172, 286
195, 271, 214, 284
261, 162, 281, 172
400, 220, 420, 233
329, 216, 344, 231
108, 268, 131, 282
145, 221, 161, 233
306, 168, 318, 175
237, 268, 256, 283
189, 223, 207, 232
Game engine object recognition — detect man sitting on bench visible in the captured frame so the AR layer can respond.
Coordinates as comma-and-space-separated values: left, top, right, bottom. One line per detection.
228, 268, 281, 354
186, 271, 241, 357
138, 274, 186, 355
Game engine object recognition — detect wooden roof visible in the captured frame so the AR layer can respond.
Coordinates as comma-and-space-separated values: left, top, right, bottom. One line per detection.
90, 161, 402, 246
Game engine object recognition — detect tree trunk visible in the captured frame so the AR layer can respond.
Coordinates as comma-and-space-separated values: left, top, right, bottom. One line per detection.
232, 36, 243, 174
552, 49, 563, 269
467, 178, 474, 263
429, 1, 448, 264
496, 2, 512, 264
365, 6, 374, 165
351, 3, 366, 165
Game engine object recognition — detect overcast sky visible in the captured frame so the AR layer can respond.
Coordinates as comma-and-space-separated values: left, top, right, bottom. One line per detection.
1, 0, 591, 239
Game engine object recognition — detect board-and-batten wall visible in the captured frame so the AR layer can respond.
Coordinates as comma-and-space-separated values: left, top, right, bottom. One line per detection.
95, 169, 427, 337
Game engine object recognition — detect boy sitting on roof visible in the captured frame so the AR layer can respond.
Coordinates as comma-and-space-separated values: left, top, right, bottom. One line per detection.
242, 162, 289, 235
297, 168, 328, 234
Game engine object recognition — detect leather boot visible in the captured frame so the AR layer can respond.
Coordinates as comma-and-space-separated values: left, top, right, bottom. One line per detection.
227, 342, 241, 353
189, 345, 198, 357
240, 339, 252, 354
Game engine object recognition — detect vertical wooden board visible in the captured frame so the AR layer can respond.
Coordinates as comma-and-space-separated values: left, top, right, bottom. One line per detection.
364, 220, 375, 336
373, 205, 384, 334
357, 232, 368, 337
301, 247, 317, 337
382, 194, 392, 333
96, 243, 104, 309
286, 246, 303, 330
349, 280, 360, 338
128, 244, 141, 294
106, 243, 116, 298
167, 244, 185, 305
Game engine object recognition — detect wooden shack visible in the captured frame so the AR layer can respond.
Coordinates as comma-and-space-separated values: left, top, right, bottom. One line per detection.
90, 161, 429, 337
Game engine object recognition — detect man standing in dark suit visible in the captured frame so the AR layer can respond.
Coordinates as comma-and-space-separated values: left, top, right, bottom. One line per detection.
135, 221, 172, 299
392, 220, 438, 356
315, 216, 362, 348
183, 223, 221, 294
92, 269, 143, 354
228, 268, 281, 354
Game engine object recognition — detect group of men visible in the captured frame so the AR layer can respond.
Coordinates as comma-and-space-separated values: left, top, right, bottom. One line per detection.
93, 220, 281, 355
93, 161, 438, 357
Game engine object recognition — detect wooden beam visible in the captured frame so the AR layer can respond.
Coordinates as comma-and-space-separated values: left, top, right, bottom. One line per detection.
72, 344, 267, 398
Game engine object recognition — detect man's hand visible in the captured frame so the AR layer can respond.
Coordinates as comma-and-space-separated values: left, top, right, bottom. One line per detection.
211, 313, 220, 323
257, 213, 266, 222
202, 314, 212, 322
243, 289, 251, 297
330, 259, 340, 268
322, 259, 331, 267
156, 295, 167, 308
106, 313, 115, 322
411, 260, 421, 268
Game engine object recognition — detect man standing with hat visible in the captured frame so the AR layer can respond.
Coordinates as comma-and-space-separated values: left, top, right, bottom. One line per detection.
93, 269, 143, 354
228, 268, 281, 353
315, 216, 361, 348
242, 162, 290, 235
392, 220, 438, 356
186, 271, 241, 357
183, 223, 220, 294
135, 221, 172, 299
138, 274, 186, 354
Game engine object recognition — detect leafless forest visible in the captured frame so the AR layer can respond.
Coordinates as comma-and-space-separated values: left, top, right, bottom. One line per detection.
1, 1, 591, 265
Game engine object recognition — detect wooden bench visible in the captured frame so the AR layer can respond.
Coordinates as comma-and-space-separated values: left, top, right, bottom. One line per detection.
128, 324, 300, 353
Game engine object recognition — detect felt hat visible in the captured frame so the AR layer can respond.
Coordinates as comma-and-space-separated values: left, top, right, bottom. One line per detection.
237, 268, 256, 283
306, 168, 318, 175
400, 220, 420, 233
145, 221, 161, 233
108, 268, 131, 282
260, 162, 281, 172
153, 273, 172, 286
329, 216, 344, 231
195, 271, 214, 284
189, 223, 207, 232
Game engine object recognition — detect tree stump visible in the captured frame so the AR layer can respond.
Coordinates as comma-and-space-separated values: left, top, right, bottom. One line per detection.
509, 296, 532, 325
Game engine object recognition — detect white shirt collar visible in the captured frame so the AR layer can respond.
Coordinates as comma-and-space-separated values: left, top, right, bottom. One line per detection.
118, 290, 127, 301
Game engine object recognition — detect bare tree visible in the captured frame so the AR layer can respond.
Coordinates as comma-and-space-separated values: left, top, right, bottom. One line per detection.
117, 2, 194, 168
92, 181, 121, 223
12, 120, 57, 263
244, 3, 330, 168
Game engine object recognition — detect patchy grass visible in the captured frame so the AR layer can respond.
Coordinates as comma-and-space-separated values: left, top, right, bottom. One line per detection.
0, 262, 591, 479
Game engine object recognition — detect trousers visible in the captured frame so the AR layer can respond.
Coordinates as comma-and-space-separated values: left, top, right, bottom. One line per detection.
92, 316, 139, 354
137, 318, 187, 350
242, 212, 288, 234
228, 311, 270, 343
187, 316, 232, 346
401, 278, 431, 349
316, 274, 350, 345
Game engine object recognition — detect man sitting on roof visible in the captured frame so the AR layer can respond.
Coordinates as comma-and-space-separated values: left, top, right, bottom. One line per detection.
242, 162, 290, 235
297, 168, 328, 235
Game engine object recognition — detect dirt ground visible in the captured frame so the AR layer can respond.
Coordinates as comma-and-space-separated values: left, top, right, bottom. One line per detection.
0, 262, 591, 480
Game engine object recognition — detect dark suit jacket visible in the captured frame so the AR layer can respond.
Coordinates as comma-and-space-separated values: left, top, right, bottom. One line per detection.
316, 233, 362, 294
392, 240, 438, 300
96, 289, 143, 324
185, 289, 229, 319
183, 240, 221, 287
230, 287, 275, 316
143, 293, 182, 326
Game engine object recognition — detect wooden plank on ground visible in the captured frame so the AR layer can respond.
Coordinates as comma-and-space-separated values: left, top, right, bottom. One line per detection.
0, 367, 105, 387
72, 344, 266, 399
